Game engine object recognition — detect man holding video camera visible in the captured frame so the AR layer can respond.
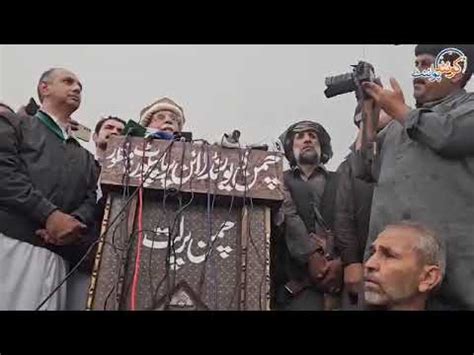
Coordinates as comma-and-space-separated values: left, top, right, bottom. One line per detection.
354, 44, 474, 310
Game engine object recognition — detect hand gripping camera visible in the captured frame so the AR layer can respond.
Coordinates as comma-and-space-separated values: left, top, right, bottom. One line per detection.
323, 61, 376, 99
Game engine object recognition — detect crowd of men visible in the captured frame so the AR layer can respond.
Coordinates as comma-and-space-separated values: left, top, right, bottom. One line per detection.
0, 44, 473, 311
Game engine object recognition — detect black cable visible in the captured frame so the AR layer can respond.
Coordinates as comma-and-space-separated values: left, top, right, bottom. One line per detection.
248, 196, 267, 310
104, 220, 132, 310
205, 144, 219, 308
150, 188, 195, 308
109, 131, 145, 309
209, 142, 225, 309
236, 144, 267, 310
44, 137, 134, 311
201, 142, 253, 309
124, 137, 148, 310
243, 150, 266, 310
163, 142, 174, 302
227, 143, 254, 309
227, 144, 265, 310
103, 133, 136, 310
197, 141, 240, 304
239, 144, 250, 311
112, 134, 147, 310
111, 139, 177, 310
149, 139, 209, 308
207, 140, 233, 309
35, 139, 174, 310
36, 238, 101, 310
105, 224, 171, 310
197, 142, 214, 297
114, 135, 133, 309
171, 141, 187, 291
121, 140, 174, 309
143, 139, 184, 307
147, 139, 188, 305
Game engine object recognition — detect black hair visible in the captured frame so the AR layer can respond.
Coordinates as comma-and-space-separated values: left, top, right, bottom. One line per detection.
37, 68, 60, 103
94, 116, 126, 134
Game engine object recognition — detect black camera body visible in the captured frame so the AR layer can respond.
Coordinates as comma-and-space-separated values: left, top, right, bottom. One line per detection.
324, 61, 376, 99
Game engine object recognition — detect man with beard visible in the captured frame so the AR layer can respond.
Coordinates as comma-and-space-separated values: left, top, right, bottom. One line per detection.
273, 120, 343, 310
356, 44, 474, 309
139, 97, 185, 138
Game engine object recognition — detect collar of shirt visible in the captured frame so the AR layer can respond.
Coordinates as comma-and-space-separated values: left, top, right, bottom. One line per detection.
39, 108, 70, 140
416, 89, 466, 109
291, 164, 327, 181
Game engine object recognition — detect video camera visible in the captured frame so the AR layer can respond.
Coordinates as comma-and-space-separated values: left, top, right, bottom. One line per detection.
324, 61, 376, 99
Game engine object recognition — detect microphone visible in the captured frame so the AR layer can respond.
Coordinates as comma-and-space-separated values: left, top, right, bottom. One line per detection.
221, 130, 241, 148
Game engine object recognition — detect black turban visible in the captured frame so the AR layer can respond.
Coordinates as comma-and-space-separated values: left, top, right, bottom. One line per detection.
279, 120, 333, 166
415, 44, 474, 73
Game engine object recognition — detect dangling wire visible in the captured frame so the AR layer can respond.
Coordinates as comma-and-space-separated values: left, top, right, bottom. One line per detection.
36, 139, 174, 311
130, 138, 147, 310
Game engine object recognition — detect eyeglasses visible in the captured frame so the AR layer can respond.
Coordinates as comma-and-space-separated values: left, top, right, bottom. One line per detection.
151, 112, 182, 124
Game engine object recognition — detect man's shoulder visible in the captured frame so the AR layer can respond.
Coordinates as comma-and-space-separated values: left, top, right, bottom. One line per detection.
0, 111, 21, 127
282, 169, 294, 184
437, 90, 474, 109
376, 119, 401, 144
462, 90, 474, 99
0, 111, 41, 136
338, 154, 352, 170
459, 91, 474, 105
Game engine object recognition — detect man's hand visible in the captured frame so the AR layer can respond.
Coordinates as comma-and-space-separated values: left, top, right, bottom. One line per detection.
344, 262, 364, 296
319, 258, 343, 293
362, 78, 411, 122
308, 251, 329, 283
35, 228, 82, 246
309, 232, 328, 256
36, 229, 54, 244
45, 210, 86, 245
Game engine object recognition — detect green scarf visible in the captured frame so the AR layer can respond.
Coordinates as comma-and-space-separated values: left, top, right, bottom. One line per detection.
35, 110, 69, 141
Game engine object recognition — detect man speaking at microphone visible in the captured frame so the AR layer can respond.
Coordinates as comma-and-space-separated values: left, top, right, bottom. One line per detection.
139, 97, 186, 138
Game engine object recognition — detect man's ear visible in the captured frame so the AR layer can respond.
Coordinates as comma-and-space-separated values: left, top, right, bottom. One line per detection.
38, 82, 49, 100
92, 132, 98, 144
418, 265, 442, 293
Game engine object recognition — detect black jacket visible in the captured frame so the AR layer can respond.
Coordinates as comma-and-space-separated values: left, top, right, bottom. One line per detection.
272, 167, 338, 285
334, 152, 374, 266
0, 111, 99, 260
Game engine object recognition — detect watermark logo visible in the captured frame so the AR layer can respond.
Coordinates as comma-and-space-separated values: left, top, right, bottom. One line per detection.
412, 47, 468, 82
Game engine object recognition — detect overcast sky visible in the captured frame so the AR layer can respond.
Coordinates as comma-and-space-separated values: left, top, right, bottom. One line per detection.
2, 45, 471, 170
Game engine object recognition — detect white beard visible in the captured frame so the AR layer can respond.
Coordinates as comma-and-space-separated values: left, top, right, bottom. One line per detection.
364, 290, 389, 306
